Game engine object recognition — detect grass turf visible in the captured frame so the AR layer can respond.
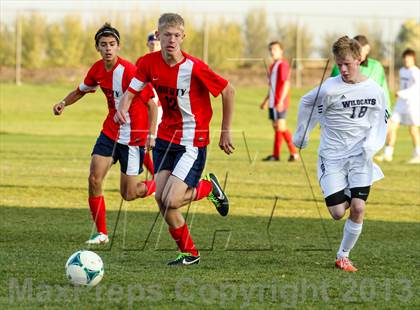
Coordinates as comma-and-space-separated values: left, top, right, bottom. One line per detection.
0, 82, 419, 309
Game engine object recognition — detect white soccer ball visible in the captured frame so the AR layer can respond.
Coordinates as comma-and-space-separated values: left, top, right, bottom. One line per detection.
65, 250, 104, 286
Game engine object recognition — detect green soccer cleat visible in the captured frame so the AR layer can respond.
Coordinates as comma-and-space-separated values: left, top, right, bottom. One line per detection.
167, 252, 200, 266
206, 173, 229, 216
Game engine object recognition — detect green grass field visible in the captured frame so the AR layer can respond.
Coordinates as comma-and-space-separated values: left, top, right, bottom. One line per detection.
1, 82, 419, 309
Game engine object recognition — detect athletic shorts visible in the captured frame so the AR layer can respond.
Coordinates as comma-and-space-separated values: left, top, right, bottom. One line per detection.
152, 138, 206, 188
269, 108, 287, 121
92, 132, 145, 176
317, 154, 384, 198
391, 102, 420, 126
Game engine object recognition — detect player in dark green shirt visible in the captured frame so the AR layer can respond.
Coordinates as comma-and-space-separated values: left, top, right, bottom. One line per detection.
330, 35, 391, 109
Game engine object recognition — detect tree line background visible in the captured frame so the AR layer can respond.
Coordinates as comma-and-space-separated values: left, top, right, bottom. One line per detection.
0, 10, 418, 74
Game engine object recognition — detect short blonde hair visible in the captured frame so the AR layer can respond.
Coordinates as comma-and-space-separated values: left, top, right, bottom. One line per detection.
332, 36, 361, 60
158, 13, 184, 31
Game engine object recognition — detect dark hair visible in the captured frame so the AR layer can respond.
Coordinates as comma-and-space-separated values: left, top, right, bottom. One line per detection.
268, 41, 283, 50
353, 35, 369, 47
94, 23, 120, 46
402, 48, 416, 60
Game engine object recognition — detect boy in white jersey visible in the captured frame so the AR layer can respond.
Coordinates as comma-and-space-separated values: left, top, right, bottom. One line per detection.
375, 48, 420, 164
293, 36, 387, 272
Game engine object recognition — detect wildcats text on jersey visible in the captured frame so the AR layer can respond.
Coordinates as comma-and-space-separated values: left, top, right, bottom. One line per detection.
341, 98, 376, 108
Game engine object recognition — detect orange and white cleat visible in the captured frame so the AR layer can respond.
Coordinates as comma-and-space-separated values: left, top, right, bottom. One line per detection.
335, 257, 358, 272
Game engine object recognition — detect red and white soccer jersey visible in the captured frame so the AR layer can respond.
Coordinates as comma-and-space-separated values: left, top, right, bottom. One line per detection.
128, 51, 228, 147
268, 59, 290, 109
78, 57, 154, 146
135, 55, 163, 124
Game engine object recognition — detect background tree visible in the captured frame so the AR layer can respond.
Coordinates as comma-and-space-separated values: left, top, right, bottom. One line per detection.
354, 22, 387, 61
276, 21, 314, 61
21, 13, 47, 68
0, 23, 16, 66
244, 9, 268, 64
207, 18, 244, 69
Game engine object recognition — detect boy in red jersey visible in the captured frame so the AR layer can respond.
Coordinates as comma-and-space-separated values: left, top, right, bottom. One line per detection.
115, 13, 235, 266
53, 23, 158, 244
260, 41, 299, 162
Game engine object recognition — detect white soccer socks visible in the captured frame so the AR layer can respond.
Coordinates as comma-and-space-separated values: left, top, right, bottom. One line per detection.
384, 146, 394, 158
336, 219, 363, 259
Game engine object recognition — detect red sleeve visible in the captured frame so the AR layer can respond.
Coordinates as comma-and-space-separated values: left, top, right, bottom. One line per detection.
128, 57, 149, 94
78, 64, 98, 93
143, 83, 155, 100
278, 61, 290, 82
124, 62, 137, 90
194, 62, 228, 97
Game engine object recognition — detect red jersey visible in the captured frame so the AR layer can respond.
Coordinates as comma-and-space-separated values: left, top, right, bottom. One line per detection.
79, 57, 154, 146
135, 55, 161, 108
268, 59, 290, 109
128, 51, 228, 147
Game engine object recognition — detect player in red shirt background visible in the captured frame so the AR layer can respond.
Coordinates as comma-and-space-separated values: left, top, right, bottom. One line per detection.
260, 41, 299, 162
115, 13, 235, 266
136, 31, 163, 177
52, 23, 158, 245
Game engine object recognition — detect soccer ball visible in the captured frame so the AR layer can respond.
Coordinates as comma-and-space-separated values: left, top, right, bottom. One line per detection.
65, 250, 104, 286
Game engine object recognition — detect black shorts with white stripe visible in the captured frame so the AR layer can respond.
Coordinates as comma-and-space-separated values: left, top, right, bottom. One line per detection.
152, 138, 207, 188
92, 132, 145, 176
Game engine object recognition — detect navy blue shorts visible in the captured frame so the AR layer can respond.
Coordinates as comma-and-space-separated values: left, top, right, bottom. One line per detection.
92, 132, 144, 176
269, 108, 287, 120
152, 138, 206, 188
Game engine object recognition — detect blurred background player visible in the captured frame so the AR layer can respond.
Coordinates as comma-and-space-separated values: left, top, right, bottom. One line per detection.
115, 13, 235, 266
53, 23, 157, 244
135, 31, 163, 177
294, 36, 387, 272
330, 35, 391, 109
146, 31, 161, 52
375, 48, 420, 164
260, 41, 299, 162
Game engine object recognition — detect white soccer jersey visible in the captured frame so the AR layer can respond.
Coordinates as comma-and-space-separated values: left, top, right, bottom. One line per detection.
392, 66, 420, 126
397, 66, 420, 108
293, 76, 387, 160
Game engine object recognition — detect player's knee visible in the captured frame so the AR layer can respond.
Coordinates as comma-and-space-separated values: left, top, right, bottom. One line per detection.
88, 174, 102, 191
350, 201, 365, 217
163, 196, 181, 209
278, 123, 286, 132
330, 208, 346, 220
120, 190, 136, 201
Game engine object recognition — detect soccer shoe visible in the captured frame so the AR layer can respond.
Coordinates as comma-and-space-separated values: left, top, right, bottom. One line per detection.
85, 232, 109, 245
407, 156, 420, 164
167, 252, 200, 266
262, 155, 279, 161
206, 173, 229, 216
374, 154, 393, 162
288, 154, 300, 162
335, 257, 358, 272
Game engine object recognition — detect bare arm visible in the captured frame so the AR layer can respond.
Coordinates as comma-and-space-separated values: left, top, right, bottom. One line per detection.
114, 91, 136, 124
260, 94, 269, 109
219, 82, 235, 155
145, 98, 158, 150
52, 88, 86, 115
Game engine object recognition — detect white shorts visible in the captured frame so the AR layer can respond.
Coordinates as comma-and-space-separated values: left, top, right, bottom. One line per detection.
391, 102, 420, 126
317, 155, 384, 198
